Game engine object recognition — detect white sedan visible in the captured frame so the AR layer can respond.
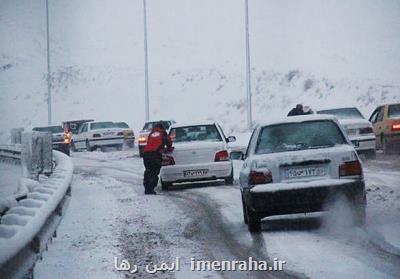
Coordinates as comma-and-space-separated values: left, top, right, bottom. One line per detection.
160, 122, 236, 190
317, 107, 376, 159
71, 121, 125, 152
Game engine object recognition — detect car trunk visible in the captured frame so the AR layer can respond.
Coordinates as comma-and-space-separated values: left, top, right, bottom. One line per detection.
172, 141, 225, 165
254, 145, 357, 184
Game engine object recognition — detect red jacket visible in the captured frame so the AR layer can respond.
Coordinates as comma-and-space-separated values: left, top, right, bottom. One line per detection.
144, 127, 172, 153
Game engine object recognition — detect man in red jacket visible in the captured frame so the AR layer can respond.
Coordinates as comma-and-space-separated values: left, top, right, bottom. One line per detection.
143, 122, 173, 194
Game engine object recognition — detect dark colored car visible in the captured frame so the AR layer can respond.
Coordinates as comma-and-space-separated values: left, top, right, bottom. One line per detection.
32, 125, 71, 156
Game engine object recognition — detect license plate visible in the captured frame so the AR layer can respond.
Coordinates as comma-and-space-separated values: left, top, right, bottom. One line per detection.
285, 167, 325, 178
183, 169, 209, 177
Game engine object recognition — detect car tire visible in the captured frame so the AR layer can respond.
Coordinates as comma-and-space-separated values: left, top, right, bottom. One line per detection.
365, 149, 376, 160
247, 207, 261, 233
241, 195, 248, 224
353, 205, 366, 227
161, 180, 172, 191
86, 140, 93, 152
224, 168, 234, 185
116, 144, 123, 151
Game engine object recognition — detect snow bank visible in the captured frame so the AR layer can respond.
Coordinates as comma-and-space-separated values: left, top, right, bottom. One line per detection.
0, 151, 73, 265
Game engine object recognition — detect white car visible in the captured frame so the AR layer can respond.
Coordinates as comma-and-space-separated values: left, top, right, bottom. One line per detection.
71, 121, 125, 152
317, 107, 376, 159
234, 115, 366, 232
160, 122, 236, 190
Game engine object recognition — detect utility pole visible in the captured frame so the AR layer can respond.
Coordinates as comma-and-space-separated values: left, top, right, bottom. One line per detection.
143, 0, 150, 121
244, 0, 252, 130
45, 0, 52, 125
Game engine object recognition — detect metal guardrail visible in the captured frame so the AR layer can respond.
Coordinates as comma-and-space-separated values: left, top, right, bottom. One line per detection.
0, 145, 22, 162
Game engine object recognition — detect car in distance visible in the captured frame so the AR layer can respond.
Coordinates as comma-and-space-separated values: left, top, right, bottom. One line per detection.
138, 120, 175, 157
369, 103, 400, 154
317, 107, 376, 159
234, 115, 366, 233
32, 125, 71, 156
160, 122, 236, 190
114, 122, 135, 148
71, 121, 124, 152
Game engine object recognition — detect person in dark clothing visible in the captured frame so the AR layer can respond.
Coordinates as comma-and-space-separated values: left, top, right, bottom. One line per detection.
287, 104, 304, 116
142, 122, 173, 195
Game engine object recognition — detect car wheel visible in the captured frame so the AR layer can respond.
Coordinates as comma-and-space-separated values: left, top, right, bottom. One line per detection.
241, 195, 248, 224
224, 168, 234, 185
71, 141, 76, 152
365, 149, 376, 160
247, 207, 261, 233
353, 205, 366, 227
116, 144, 123, 151
86, 140, 93, 152
161, 180, 172, 191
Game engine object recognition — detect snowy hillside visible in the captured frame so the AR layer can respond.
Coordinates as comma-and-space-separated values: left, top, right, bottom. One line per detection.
1, 0, 400, 142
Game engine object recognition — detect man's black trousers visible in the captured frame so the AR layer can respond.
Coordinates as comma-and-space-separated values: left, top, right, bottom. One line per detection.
143, 151, 162, 193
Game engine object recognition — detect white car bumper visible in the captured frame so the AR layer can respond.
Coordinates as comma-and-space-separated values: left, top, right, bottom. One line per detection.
349, 136, 376, 152
161, 161, 232, 183
90, 137, 124, 147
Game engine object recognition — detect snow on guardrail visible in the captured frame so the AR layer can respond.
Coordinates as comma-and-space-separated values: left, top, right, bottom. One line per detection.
0, 150, 74, 278
0, 145, 22, 162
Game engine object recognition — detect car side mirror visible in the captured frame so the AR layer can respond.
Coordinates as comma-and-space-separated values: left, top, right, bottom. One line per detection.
230, 150, 244, 160
227, 136, 236, 143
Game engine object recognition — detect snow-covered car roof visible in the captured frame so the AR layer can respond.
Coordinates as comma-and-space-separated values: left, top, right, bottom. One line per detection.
170, 121, 217, 129
258, 114, 339, 127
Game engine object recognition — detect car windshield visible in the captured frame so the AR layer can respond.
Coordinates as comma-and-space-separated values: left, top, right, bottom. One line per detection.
255, 120, 346, 154
170, 125, 222, 143
388, 104, 400, 119
33, 126, 64, 133
143, 121, 171, 130
91, 122, 115, 130
114, 122, 129, 128
317, 108, 364, 119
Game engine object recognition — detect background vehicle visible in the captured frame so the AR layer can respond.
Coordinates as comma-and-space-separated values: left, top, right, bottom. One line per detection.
71, 121, 124, 152
138, 120, 175, 157
32, 125, 71, 156
62, 119, 94, 135
114, 122, 135, 148
160, 121, 236, 190
317, 107, 376, 159
369, 103, 400, 155
234, 115, 366, 232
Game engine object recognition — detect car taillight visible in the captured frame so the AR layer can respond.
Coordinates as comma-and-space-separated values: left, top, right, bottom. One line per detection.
392, 123, 400, 132
93, 133, 101, 138
139, 136, 147, 143
162, 155, 175, 166
359, 127, 373, 134
117, 132, 124, 136
214, 150, 229, 162
249, 170, 272, 185
339, 160, 362, 177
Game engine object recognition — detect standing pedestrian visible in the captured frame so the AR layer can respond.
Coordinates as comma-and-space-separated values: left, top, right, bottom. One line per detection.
142, 122, 173, 195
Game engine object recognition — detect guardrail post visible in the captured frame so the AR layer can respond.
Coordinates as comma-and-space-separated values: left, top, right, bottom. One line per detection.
21, 132, 34, 179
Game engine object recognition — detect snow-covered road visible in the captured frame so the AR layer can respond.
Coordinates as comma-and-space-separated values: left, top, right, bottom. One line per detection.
34, 149, 400, 279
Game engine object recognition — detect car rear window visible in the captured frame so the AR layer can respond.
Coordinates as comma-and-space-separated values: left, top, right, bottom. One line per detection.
33, 126, 64, 133
388, 104, 400, 119
317, 108, 364, 119
170, 125, 222, 143
91, 122, 115, 130
115, 122, 129, 128
255, 120, 347, 154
